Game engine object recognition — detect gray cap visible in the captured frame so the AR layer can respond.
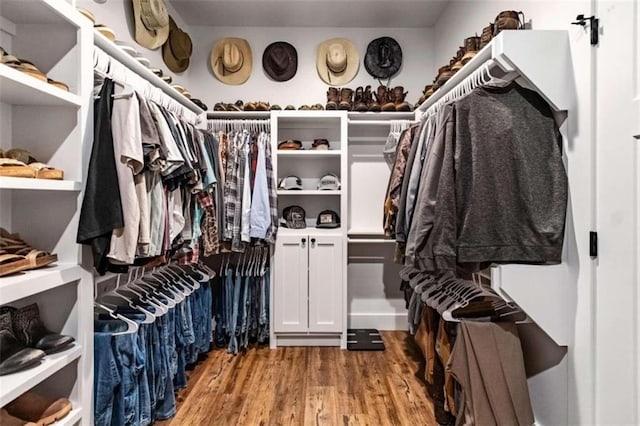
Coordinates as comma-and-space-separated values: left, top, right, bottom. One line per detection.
317, 173, 340, 190
279, 175, 303, 190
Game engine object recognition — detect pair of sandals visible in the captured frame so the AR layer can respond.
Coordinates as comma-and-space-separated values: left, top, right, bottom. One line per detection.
0, 47, 69, 92
0, 228, 58, 277
0, 148, 64, 181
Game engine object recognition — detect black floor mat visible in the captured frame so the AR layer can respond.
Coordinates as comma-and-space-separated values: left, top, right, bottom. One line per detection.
347, 328, 385, 351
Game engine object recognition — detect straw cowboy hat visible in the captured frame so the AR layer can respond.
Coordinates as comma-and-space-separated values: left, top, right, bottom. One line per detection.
162, 16, 192, 73
132, 0, 170, 50
210, 38, 253, 85
316, 38, 359, 85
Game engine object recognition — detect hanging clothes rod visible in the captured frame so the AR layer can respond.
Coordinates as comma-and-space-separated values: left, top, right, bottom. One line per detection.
93, 31, 203, 117
347, 119, 419, 126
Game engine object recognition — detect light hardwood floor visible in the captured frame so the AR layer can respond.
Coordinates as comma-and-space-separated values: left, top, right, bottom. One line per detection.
156, 331, 437, 426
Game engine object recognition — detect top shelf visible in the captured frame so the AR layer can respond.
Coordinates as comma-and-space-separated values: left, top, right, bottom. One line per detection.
0, 0, 83, 26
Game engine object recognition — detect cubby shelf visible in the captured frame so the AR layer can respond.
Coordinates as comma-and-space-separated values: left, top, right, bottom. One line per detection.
276, 150, 341, 158
0, 177, 82, 191
0, 264, 82, 305
277, 190, 341, 195
0, 66, 81, 107
0, 345, 82, 406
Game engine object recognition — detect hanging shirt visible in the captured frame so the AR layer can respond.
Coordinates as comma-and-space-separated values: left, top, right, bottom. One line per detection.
241, 132, 253, 243
249, 132, 271, 239
77, 78, 124, 274
148, 102, 184, 178
263, 135, 279, 244
107, 84, 144, 265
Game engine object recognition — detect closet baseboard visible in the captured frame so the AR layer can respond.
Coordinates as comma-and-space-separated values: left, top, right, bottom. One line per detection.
348, 313, 408, 331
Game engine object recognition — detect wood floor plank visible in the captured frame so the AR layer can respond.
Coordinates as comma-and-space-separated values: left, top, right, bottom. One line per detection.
158, 331, 437, 426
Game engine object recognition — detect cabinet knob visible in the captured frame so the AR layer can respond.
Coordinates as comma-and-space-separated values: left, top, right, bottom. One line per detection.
310, 238, 316, 247
301, 238, 306, 247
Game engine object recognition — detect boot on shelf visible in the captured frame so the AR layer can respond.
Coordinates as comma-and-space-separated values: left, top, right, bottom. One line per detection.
392, 86, 411, 112
326, 87, 339, 110
339, 87, 353, 110
415, 84, 433, 109
376, 85, 396, 112
368, 85, 381, 112
353, 86, 368, 112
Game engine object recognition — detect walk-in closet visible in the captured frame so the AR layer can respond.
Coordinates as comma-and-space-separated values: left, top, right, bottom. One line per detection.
0, 0, 638, 425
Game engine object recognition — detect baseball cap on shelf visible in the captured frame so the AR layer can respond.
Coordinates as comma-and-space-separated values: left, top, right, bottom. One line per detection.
283, 205, 306, 229
316, 210, 340, 229
278, 175, 303, 190
317, 173, 340, 190
311, 138, 330, 150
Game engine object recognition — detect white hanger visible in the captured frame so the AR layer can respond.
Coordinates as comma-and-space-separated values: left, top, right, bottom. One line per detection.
94, 301, 139, 335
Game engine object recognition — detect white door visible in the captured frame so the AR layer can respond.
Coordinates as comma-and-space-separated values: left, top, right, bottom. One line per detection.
273, 234, 309, 332
308, 235, 343, 333
595, 0, 640, 423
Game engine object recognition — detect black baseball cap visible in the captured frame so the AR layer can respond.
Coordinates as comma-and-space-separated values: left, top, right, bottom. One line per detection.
283, 205, 306, 229
316, 209, 340, 229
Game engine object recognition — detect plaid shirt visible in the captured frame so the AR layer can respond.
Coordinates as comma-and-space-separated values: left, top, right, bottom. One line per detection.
197, 190, 219, 256
222, 132, 239, 240
264, 133, 278, 244
231, 131, 250, 252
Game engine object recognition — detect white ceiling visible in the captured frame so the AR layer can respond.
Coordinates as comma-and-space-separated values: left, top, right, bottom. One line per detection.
169, 0, 451, 28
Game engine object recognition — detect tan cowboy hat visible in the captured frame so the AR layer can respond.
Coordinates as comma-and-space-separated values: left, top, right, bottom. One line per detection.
132, 0, 170, 50
162, 16, 192, 73
210, 38, 252, 85
316, 38, 359, 85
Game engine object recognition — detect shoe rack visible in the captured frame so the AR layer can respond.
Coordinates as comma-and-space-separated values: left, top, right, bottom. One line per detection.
0, 0, 92, 425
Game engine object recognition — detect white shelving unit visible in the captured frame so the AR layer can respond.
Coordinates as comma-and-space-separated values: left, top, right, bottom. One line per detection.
270, 110, 348, 348
0, 0, 93, 424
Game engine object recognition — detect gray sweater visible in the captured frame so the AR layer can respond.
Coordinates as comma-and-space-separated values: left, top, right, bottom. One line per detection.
418, 83, 567, 270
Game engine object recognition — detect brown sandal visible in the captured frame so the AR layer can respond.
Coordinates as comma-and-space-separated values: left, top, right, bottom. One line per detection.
0, 251, 31, 277
0, 228, 57, 270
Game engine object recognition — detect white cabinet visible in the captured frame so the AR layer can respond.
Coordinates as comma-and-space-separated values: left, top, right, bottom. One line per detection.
270, 111, 348, 348
274, 233, 343, 335
0, 1, 92, 424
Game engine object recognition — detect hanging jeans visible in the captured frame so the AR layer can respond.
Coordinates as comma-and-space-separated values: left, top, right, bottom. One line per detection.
94, 331, 121, 426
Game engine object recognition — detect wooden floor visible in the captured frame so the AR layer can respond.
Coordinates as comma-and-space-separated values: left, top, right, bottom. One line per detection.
156, 331, 437, 426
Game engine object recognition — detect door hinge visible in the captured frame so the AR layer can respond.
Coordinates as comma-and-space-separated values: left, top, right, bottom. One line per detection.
572, 14, 599, 46
589, 231, 598, 257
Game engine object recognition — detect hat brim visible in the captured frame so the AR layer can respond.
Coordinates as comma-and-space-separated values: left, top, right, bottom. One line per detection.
133, 0, 169, 50
210, 38, 253, 85
316, 38, 360, 85
163, 41, 189, 73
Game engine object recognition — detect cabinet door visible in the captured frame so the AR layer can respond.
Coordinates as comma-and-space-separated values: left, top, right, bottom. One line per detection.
308, 235, 343, 333
273, 234, 309, 332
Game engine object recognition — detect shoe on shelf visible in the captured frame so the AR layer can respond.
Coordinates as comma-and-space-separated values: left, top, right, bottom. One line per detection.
338, 87, 353, 110
298, 104, 310, 110
0, 310, 45, 376
353, 86, 368, 112
461, 36, 481, 65
255, 101, 269, 111
284, 105, 296, 110
5, 391, 73, 425
0, 250, 31, 277
213, 102, 226, 111
270, 104, 282, 110
391, 86, 411, 112
0, 228, 57, 270
244, 101, 256, 111
375, 85, 396, 112
1, 149, 63, 180
2, 304, 74, 354
325, 87, 339, 110
1, 408, 27, 426
480, 23, 494, 49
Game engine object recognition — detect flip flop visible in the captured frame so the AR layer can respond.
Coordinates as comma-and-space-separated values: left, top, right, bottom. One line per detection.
3, 149, 64, 179
0, 229, 57, 270
0, 158, 36, 178
0, 252, 31, 277
29, 162, 64, 180
47, 78, 69, 92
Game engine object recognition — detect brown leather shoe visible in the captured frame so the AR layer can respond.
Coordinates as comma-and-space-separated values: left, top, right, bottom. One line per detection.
326, 87, 339, 110
434, 65, 454, 88
375, 85, 395, 112
353, 86, 368, 112
5, 391, 72, 425
461, 36, 480, 65
367, 85, 381, 112
451, 46, 465, 72
391, 86, 411, 111
0, 409, 25, 426
493, 11, 524, 36
339, 87, 353, 110
480, 23, 494, 49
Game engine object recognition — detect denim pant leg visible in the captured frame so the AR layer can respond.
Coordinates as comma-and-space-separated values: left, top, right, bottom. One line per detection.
203, 282, 213, 350
173, 302, 187, 390
241, 277, 251, 349
94, 332, 121, 426
155, 308, 176, 420
94, 320, 137, 426
228, 272, 242, 354
212, 277, 225, 347
137, 324, 152, 426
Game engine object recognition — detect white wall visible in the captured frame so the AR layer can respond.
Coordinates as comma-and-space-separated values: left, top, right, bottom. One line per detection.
187, 25, 435, 109
433, 1, 595, 425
